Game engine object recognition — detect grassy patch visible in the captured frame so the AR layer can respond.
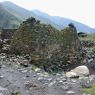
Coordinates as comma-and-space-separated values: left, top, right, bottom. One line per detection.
83, 83, 95, 95
79, 34, 95, 41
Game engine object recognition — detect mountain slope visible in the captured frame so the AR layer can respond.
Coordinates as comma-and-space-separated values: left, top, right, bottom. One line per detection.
0, 1, 95, 33
1, 1, 58, 28
32, 10, 95, 33
0, 4, 21, 29
1, 1, 57, 29
1, 1, 35, 20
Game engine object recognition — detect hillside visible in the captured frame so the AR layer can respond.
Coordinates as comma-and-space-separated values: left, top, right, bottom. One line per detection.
1, 1, 35, 20
0, 1, 95, 33
33, 10, 95, 33
0, 1, 57, 29
0, 4, 21, 29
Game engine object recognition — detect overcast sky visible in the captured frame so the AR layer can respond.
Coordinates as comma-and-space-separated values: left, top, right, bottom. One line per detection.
0, 0, 95, 28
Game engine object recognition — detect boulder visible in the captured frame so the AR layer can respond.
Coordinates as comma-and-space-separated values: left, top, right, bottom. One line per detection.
66, 72, 79, 78
66, 65, 89, 78
71, 65, 89, 76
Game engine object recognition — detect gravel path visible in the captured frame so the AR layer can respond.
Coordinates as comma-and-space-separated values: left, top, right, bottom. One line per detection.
0, 57, 84, 95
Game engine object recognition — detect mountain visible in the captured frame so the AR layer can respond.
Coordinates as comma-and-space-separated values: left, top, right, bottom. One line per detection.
0, 1, 95, 33
0, 3, 21, 29
1, 1, 35, 20
32, 10, 95, 33
2, 1, 59, 28
0, 1, 38, 29
1, 1, 57, 29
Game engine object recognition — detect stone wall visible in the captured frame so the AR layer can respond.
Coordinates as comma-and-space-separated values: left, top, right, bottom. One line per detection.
0, 29, 17, 40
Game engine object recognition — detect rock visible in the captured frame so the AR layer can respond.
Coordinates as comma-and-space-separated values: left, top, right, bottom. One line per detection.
21, 70, 28, 73
24, 82, 40, 91
0, 93, 3, 95
35, 68, 41, 72
20, 60, 29, 67
62, 85, 70, 90
0, 86, 10, 95
89, 75, 95, 83
66, 65, 89, 78
88, 59, 93, 63
46, 77, 53, 81
38, 77, 44, 81
66, 72, 79, 78
79, 77, 91, 88
71, 65, 89, 77
13, 58, 18, 62
33, 74, 36, 77
81, 82, 91, 88
0, 76, 4, 79
80, 80, 91, 88
56, 74, 67, 82
66, 91, 76, 95
0, 86, 7, 91
48, 80, 56, 87
39, 72, 49, 77
81, 40, 95, 48
71, 79, 77, 83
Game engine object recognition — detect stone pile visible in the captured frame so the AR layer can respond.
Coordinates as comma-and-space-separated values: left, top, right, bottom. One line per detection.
81, 40, 95, 48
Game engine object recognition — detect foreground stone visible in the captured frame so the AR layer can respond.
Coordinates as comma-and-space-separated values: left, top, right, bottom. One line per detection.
0, 86, 10, 95
66, 72, 79, 78
66, 65, 89, 78
66, 91, 76, 95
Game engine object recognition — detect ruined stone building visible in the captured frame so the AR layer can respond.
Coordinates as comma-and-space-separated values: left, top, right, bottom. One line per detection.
0, 29, 17, 40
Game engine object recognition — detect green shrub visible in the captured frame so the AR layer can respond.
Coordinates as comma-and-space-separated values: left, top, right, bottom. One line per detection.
83, 83, 95, 95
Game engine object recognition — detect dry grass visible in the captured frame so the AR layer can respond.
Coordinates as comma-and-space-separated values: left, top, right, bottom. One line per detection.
79, 34, 95, 41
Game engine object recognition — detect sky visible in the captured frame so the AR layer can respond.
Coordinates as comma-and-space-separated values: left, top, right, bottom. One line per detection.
0, 0, 95, 28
